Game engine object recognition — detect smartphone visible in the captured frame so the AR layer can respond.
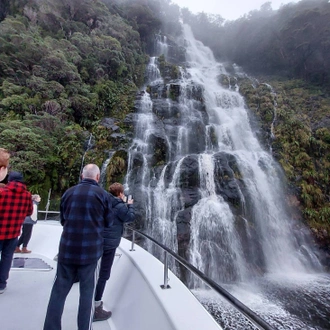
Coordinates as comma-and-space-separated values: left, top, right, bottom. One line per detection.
124, 195, 133, 203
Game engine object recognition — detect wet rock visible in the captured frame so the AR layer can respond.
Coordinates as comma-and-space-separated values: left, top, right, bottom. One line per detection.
152, 99, 180, 119
100, 117, 119, 131
188, 121, 206, 153
185, 84, 204, 102
213, 152, 244, 206
148, 132, 168, 167
178, 155, 200, 188
131, 151, 144, 169
148, 83, 166, 99
181, 188, 201, 208
176, 207, 192, 242
168, 83, 181, 101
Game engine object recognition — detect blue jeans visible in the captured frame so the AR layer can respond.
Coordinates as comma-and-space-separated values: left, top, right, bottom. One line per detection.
95, 248, 116, 301
43, 260, 100, 330
0, 237, 18, 289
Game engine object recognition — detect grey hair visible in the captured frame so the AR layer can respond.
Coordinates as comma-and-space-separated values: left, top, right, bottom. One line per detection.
82, 164, 100, 180
32, 194, 41, 201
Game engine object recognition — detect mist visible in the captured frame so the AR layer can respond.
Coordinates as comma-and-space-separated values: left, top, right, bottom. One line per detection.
171, 0, 301, 20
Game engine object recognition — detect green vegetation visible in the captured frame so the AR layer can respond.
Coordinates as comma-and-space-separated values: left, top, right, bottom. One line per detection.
0, 0, 153, 205
1, 0, 330, 250
0, 0, 182, 206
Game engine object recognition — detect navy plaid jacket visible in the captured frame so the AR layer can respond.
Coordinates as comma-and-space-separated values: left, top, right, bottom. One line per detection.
58, 178, 114, 265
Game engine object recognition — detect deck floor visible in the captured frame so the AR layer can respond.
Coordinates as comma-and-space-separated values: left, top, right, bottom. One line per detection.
0, 253, 113, 330
1, 222, 223, 330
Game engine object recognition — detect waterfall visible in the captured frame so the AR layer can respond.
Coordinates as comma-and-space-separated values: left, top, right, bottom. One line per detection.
125, 28, 330, 329
155, 34, 169, 59
182, 24, 322, 276
99, 151, 114, 189
79, 133, 93, 180
263, 83, 278, 140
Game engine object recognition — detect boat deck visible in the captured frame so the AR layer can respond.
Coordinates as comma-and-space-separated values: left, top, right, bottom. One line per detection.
0, 222, 111, 330
2, 257, 112, 330
0, 221, 222, 330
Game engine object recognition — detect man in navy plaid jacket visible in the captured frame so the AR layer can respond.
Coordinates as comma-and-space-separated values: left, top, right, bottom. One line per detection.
44, 164, 114, 330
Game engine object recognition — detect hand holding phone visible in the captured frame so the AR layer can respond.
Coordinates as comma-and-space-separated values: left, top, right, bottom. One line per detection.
127, 195, 134, 204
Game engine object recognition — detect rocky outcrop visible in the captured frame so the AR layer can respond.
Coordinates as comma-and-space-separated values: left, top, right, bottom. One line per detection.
213, 152, 244, 208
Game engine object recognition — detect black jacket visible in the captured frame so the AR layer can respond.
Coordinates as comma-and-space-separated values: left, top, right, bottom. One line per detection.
103, 195, 135, 250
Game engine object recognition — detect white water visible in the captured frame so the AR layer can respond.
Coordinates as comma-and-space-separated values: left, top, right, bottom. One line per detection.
79, 133, 93, 178
182, 24, 322, 276
125, 26, 329, 329
100, 151, 114, 188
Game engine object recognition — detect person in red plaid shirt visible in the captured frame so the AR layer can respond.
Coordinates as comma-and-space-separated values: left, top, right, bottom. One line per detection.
0, 171, 33, 294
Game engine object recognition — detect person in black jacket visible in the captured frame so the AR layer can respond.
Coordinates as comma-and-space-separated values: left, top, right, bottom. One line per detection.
93, 182, 135, 322
15, 194, 41, 253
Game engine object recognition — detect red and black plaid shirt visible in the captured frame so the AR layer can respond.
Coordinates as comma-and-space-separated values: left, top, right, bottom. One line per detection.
0, 181, 33, 240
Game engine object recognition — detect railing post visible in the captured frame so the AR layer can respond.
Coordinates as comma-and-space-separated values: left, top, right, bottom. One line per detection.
130, 230, 135, 251
44, 189, 51, 221
161, 251, 170, 289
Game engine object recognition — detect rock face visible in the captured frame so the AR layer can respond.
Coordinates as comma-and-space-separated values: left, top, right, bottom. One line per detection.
123, 50, 212, 258
124, 54, 253, 264
213, 152, 243, 205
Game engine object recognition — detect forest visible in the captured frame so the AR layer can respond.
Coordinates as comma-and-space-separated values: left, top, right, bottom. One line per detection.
184, 0, 330, 86
0, 0, 330, 252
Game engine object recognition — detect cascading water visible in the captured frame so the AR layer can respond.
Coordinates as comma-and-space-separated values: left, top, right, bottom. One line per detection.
99, 151, 114, 188
155, 33, 169, 59
125, 25, 330, 329
79, 133, 93, 179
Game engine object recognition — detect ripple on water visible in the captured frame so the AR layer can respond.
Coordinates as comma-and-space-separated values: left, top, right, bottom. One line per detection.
192, 273, 330, 330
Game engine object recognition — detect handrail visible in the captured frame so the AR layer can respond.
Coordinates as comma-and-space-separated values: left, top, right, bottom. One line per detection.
125, 225, 275, 330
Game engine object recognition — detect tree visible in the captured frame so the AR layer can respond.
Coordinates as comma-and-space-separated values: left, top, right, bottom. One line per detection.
0, 0, 10, 22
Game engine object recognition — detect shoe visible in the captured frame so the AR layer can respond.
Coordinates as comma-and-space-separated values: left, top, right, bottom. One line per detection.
0, 287, 6, 294
93, 302, 112, 322
14, 247, 22, 253
21, 247, 31, 253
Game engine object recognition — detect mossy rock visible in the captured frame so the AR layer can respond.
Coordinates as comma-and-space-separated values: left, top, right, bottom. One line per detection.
105, 149, 128, 185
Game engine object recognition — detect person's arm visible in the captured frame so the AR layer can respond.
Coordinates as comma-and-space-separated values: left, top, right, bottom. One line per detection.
60, 195, 66, 226
26, 194, 33, 216
30, 203, 38, 222
104, 193, 115, 227
117, 202, 135, 224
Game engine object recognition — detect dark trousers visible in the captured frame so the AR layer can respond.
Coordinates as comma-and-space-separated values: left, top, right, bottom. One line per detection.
0, 237, 18, 289
95, 248, 116, 301
17, 224, 33, 248
43, 260, 100, 330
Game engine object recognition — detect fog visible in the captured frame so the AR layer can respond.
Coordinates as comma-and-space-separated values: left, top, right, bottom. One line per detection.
171, 0, 300, 20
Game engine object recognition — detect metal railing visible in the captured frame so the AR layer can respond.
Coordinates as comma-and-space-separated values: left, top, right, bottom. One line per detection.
38, 210, 60, 221
126, 226, 275, 330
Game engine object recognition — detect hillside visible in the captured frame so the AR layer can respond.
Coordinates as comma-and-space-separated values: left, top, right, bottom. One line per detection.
0, 0, 330, 258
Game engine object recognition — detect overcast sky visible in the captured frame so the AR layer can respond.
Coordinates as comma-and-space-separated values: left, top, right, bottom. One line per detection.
170, 0, 300, 20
